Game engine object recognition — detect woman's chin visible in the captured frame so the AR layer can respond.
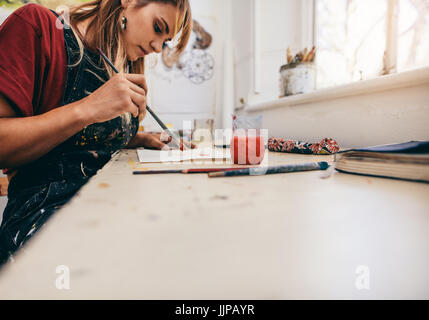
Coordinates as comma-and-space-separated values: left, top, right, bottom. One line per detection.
128, 55, 143, 62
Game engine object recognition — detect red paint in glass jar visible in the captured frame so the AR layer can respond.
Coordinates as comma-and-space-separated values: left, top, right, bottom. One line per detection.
230, 133, 265, 165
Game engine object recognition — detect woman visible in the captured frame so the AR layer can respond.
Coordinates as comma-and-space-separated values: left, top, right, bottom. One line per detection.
0, 0, 192, 264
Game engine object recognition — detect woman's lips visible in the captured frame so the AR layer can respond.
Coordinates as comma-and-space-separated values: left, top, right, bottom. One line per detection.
139, 45, 148, 56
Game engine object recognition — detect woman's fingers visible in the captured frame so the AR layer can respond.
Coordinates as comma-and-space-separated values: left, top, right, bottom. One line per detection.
156, 132, 196, 150
139, 107, 147, 122
128, 89, 146, 116
128, 80, 146, 96
125, 97, 139, 118
179, 138, 195, 149
152, 139, 170, 150
124, 74, 148, 94
138, 104, 147, 118
122, 75, 147, 118
159, 131, 172, 143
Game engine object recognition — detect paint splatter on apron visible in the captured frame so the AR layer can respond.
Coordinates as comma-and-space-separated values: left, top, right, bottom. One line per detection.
0, 11, 139, 265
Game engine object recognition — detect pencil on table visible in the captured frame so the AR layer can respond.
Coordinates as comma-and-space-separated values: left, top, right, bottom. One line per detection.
132, 167, 255, 175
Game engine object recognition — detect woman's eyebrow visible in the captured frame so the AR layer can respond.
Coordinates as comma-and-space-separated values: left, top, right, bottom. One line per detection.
161, 17, 170, 35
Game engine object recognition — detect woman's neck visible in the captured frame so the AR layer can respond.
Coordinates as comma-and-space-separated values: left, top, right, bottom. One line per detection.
75, 16, 95, 42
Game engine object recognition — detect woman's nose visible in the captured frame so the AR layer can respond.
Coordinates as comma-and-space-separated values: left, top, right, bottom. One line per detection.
151, 40, 163, 54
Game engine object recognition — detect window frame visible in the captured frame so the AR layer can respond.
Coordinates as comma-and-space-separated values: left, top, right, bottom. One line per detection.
248, 0, 428, 107
312, 0, 401, 86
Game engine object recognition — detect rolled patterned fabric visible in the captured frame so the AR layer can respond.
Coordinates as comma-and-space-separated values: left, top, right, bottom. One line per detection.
268, 137, 340, 155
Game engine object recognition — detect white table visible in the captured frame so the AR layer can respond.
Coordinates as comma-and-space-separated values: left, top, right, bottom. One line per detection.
0, 149, 428, 299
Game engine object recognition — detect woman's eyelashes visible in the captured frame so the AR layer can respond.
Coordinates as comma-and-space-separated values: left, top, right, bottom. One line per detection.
154, 20, 172, 48
154, 22, 162, 34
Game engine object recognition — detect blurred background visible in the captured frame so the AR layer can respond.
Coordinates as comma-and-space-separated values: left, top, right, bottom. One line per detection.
1, 0, 429, 213
0, 0, 428, 131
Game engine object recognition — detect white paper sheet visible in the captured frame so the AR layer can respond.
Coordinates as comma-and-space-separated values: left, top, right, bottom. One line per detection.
137, 147, 231, 163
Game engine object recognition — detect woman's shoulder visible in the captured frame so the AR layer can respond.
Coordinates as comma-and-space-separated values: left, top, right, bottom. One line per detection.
8, 3, 58, 36
13, 3, 55, 18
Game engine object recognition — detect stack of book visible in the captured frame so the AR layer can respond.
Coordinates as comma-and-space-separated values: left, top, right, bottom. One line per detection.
335, 141, 429, 183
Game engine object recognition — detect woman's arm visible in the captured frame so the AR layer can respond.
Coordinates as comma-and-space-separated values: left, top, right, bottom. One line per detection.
0, 93, 91, 168
0, 73, 148, 169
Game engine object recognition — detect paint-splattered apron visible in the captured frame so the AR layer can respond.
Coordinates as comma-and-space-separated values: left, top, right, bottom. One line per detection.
0, 11, 139, 265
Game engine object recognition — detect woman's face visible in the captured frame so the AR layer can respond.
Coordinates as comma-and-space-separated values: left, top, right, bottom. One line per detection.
122, 1, 178, 61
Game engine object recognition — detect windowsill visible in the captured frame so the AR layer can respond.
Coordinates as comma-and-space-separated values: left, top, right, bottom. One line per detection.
244, 66, 429, 113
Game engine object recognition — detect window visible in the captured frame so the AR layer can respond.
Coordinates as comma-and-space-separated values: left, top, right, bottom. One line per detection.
315, 0, 429, 89
397, 0, 429, 71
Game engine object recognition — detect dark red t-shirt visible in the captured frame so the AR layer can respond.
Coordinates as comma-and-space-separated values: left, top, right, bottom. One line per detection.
0, 3, 67, 116
0, 3, 67, 173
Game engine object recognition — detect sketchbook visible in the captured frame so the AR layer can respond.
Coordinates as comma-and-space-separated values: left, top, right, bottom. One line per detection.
335, 141, 429, 183
137, 147, 231, 163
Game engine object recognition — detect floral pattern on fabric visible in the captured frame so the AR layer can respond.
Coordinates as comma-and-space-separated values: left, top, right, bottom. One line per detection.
268, 137, 340, 155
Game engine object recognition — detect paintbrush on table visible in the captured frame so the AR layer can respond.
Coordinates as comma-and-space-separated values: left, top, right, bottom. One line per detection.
208, 161, 329, 178
132, 167, 257, 175
96, 47, 184, 150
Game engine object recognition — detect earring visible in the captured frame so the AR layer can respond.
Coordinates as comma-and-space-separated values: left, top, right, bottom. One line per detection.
121, 16, 127, 30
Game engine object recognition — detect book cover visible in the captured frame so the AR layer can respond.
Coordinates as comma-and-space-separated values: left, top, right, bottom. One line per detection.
335, 141, 429, 183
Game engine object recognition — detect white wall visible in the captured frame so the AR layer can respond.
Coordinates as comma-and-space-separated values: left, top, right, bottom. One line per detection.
232, 0, 308, 107
143, 0, 231, 131
0, 7, 13, 25
231, 0, 429, 148
3, 1, 428, 148
144, 0, 306, 131
239, 68, 429, 148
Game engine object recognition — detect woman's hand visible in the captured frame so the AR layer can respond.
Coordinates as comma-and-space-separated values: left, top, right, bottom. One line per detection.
127, 132, 196, 150
76, 73, 148, 124
138, 106, 147, 122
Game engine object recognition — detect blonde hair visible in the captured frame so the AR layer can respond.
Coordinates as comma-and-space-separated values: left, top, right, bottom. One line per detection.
67, 0, 192, 77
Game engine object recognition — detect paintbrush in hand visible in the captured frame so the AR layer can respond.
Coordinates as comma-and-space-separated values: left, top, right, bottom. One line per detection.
96, 47, 184, 150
